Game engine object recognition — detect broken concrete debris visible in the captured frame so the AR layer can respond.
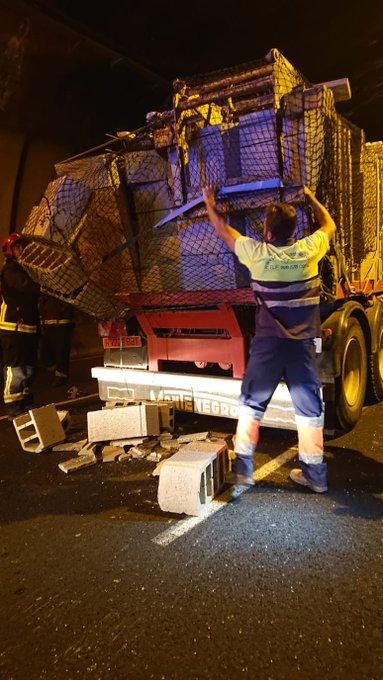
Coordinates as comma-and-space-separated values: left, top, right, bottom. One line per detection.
152, 460, 166, 476
52, 438, 87, 452
58, 452, 97, 474
12, 399, 230, 498
177, 431, 210, 444
118, 451, 133, 462
146, 451, 162, 463
77, 442, 98, 457
110, 437, 146, 446
130, 446, 148, 459
101, 445, 125, 462
159, 438, 180, 453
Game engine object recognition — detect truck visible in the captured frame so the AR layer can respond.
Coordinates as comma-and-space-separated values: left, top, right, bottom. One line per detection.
19, 48, 383, 434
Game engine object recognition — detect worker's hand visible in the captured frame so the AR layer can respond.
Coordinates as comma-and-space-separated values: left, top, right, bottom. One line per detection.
202, 185, 216, 209
303, 185, 315, 200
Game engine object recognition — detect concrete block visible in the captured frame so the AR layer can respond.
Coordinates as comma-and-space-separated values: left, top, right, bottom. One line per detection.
141, 401, 175, 432
58, 452, 97, 474
158, 441, 228, 516
124, 149, 168, 184
87, 403, 160, 443
157, 401, 175, 432
186, 125, 226, 198
102, 445, 124, 462
23, 175, 91, 244
177, 431, 210, 444
239, 109, 279, 179
13, 404, 66, 453
102, 401, 135, 409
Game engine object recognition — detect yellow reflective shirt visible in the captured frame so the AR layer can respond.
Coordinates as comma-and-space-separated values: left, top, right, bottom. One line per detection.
234, 230, 330, 282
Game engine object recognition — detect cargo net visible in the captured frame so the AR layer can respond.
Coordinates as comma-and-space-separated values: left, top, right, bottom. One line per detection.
19, 49, 382, 318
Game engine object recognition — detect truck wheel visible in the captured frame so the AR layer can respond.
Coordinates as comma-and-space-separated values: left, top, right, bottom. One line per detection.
335, 317, 367, 431
367, 317, 383, 402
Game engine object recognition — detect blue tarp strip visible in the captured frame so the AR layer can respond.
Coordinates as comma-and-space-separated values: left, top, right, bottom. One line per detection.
153, 178, 283, 229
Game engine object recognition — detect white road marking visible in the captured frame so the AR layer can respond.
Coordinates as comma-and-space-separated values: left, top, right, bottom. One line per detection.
152, 446, 298, 546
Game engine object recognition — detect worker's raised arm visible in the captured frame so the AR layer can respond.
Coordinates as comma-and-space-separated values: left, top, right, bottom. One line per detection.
202, 186, 242, 252
304, 186, 337, 241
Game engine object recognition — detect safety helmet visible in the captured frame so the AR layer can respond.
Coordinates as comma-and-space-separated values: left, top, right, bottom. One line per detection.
2, 232, 28, 259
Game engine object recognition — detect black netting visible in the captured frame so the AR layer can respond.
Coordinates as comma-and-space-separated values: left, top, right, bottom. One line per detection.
20, 48, 383, 318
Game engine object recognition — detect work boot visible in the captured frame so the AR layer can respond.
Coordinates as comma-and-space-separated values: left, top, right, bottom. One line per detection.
290, 462, 328, 493
226, 471, 255, 486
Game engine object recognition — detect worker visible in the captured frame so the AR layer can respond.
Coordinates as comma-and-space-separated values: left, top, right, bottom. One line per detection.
202, 185, 336, 493
0, 233, 40, 418
39, 293, 75, 386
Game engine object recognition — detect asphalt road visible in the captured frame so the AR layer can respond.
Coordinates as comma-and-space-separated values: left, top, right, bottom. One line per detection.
0, 359, 382, 680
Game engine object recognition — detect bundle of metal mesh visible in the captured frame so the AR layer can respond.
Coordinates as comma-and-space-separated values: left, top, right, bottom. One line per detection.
20, 49, 383, 318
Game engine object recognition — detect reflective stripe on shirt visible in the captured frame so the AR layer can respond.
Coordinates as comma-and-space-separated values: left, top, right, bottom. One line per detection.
251, 275, 321, 307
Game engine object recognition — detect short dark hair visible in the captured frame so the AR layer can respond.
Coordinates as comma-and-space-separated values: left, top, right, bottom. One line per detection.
265, 203, 297, 241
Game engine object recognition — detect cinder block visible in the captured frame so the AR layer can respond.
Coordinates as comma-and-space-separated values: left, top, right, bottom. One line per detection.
23, 176, 91, 244
58, 452, 97, 473
239, 109, 279, 179
142, 400, 175, 432
124, 149, 168, 184
13, 404, 66, 453
158, 401, 175, 432
87, 403, 160, 443
158, 441, 229, 516
102, 401, 135, 410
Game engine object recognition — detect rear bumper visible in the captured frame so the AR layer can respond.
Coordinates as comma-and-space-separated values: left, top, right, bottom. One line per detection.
92, 366, 303, 430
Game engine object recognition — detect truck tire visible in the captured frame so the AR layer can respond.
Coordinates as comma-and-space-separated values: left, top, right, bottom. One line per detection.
367, 314, 383, 402
335, 316, 367, 431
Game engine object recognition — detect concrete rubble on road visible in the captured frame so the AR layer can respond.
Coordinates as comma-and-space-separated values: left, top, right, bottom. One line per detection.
11, 399, 231, 489
177, 431, 210, 444
101, 445, 125, 462
55, 399, 183, 473
58, 452, 97, 473
52, 438, 87, 452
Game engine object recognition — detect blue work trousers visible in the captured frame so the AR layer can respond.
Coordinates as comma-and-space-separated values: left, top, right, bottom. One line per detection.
239, 336, 323, 420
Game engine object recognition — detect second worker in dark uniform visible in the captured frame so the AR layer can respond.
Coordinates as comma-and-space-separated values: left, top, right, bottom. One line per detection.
39, 293, 75, 386
0, 233, 40, 417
